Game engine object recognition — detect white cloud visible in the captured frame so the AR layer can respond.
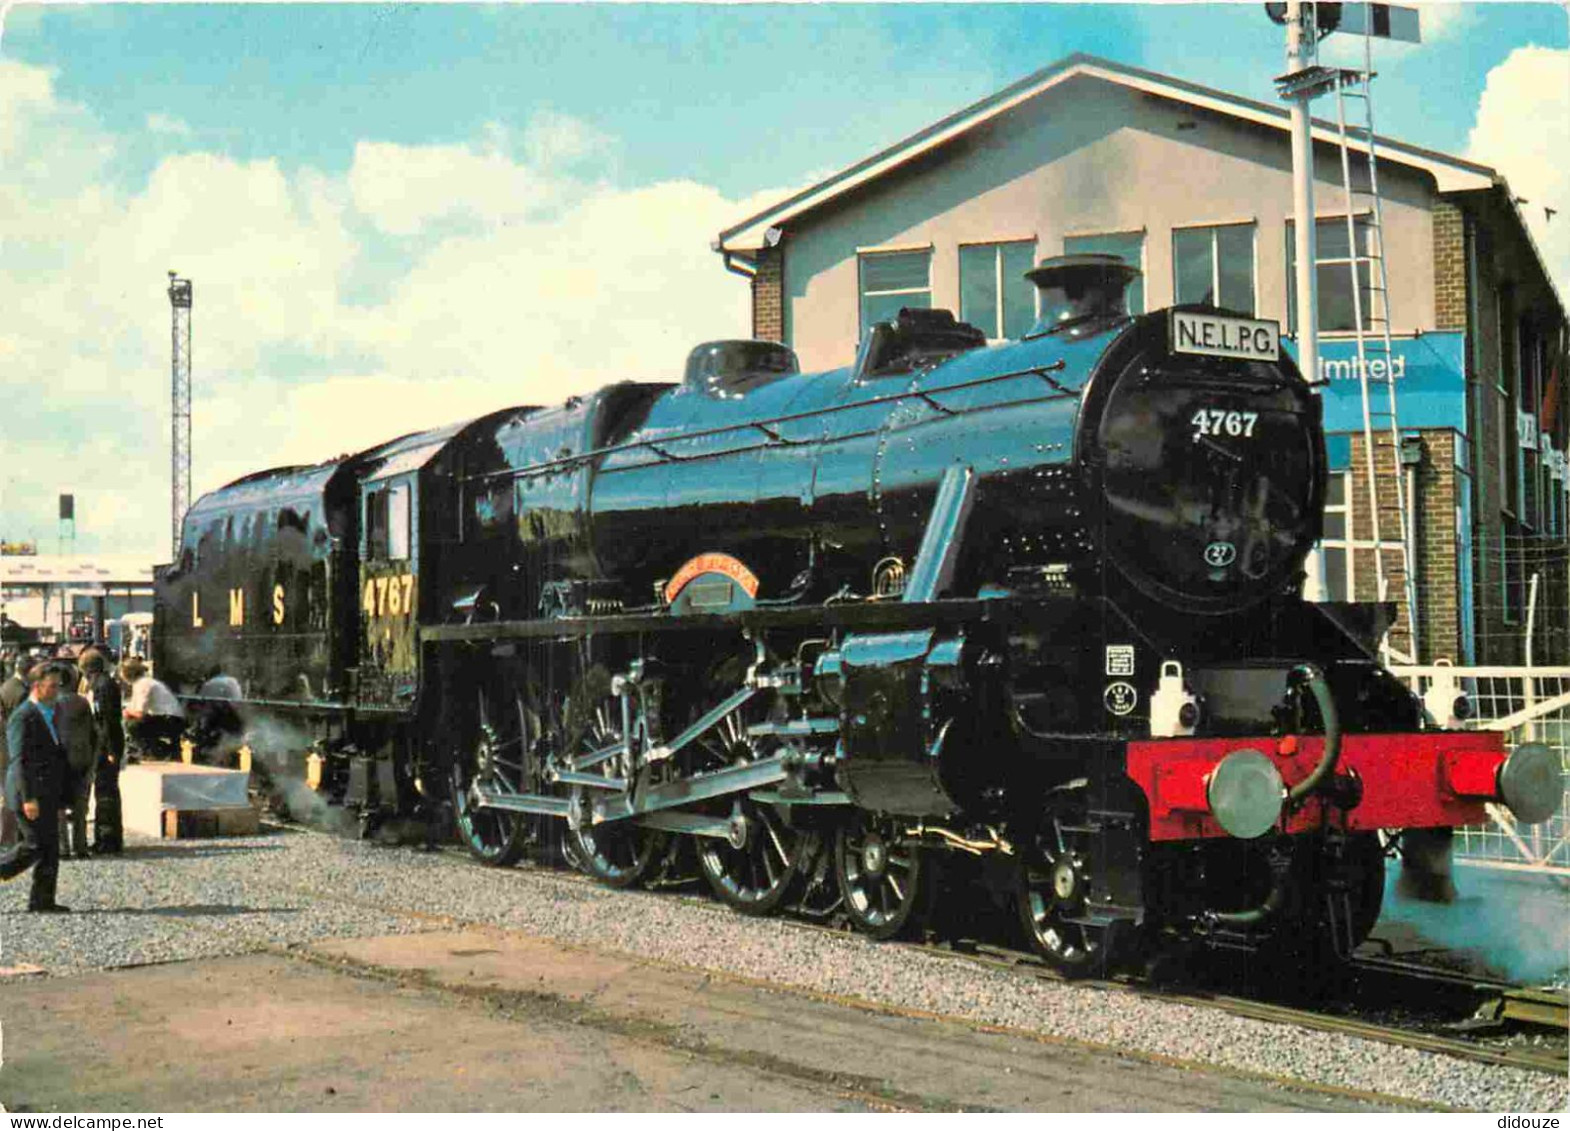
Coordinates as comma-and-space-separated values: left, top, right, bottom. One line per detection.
1408, 3, 1474, 42
348, 137, 559, 237
0, 58, 799, 567
521, 108, 614, 170
145, 112, 191, 137
0, 59, 114, 238
1465, 45, 1570, 302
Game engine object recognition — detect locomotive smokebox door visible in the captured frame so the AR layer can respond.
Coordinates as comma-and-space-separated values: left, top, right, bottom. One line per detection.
358, 473, 420, 707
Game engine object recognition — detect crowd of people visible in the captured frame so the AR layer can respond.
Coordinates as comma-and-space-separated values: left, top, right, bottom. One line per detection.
0, 644, 185, 913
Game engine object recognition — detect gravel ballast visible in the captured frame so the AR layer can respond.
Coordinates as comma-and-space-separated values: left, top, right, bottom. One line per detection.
1, 827, 1564, 1112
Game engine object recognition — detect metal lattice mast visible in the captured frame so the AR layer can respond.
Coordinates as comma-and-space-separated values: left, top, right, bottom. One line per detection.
168, 272, 193, 560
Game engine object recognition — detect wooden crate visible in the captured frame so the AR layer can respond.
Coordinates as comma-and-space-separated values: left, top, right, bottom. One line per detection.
161, 805, 261, 839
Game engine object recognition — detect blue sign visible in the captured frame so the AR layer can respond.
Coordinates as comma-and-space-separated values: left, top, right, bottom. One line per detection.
1281, 331, 1468, 435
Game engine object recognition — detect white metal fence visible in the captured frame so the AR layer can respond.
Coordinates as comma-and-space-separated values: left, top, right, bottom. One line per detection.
1389, 664, 1570, 875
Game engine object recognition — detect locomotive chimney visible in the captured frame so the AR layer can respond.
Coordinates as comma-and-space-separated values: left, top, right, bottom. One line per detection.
1024, 254, 1141, 336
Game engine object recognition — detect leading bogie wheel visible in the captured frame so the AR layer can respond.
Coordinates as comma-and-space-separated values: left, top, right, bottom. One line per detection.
834, 816, 926, 940
451, 687, 530, 867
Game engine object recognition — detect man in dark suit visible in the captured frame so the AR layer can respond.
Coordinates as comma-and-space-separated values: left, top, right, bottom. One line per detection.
0, 653, 28, 850
80, 649, 124, 854
1, 663, 71, 911
55, 668, 97, 859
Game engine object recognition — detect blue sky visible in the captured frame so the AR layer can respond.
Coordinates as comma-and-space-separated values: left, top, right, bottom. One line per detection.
0, 3, 1566, 561
7, 4, 1565, 193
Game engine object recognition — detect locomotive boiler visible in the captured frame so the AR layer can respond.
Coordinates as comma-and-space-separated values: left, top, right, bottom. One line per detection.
155, 254, 1561, 973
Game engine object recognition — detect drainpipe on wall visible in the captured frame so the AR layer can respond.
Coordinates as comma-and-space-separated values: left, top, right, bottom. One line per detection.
1464, 210, 1487, 660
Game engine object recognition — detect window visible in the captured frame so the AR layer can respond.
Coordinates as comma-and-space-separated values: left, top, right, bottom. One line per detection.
366, 489, 388, 559
1063, 232, 1144, 314
1522, 445, 1540, 532
1285, 217, 1374, 333
388, 483, 411, 561
1456, 466, 1476, 663
1320, 471, 1353, 599
1173, 224, 1255, 313
1498, 391, 1513, 515
1518, 328, 1542, 530
959, 240, 1036, 339
859, 250, 931, 334
366, 484, 410, 561
1317, 470, 1386, 602
1543, 462, 1560, 537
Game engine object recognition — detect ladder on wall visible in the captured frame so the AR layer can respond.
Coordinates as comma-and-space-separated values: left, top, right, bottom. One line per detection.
1328, 48, 1420, 664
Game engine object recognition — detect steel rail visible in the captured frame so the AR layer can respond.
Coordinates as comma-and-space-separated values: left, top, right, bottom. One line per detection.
879, 936, 1568, 1077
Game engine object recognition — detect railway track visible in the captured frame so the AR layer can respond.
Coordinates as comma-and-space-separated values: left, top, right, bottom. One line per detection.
263, 820, 1567, 1078
907, 936, 1568, 1077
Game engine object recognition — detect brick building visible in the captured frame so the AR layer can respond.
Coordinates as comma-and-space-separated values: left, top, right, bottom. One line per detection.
714, 54, 1568, 664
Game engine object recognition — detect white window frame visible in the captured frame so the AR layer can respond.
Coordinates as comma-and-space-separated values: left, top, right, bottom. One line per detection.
958, 238, 1037, 341
388, 481, 411, 562
1172, 221, 1257, 315
1286, 215, 1374, 335
1318, 470, 1387, 602
857, 247, 932, 336
1320, 471, 1353, 600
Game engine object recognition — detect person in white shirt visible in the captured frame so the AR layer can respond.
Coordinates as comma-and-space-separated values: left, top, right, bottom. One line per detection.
120, 659, 185, 762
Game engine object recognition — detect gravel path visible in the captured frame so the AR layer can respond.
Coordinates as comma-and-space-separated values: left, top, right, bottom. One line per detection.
2, 827, 1564, 1112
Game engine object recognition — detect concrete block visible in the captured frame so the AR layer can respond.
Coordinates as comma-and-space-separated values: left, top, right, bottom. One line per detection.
119, 762, 254, 839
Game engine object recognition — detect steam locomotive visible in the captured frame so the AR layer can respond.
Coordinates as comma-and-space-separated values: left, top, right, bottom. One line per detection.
154, 255, 1560, 972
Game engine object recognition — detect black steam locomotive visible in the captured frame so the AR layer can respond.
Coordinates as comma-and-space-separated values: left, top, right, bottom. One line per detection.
155, 255, 1558, 972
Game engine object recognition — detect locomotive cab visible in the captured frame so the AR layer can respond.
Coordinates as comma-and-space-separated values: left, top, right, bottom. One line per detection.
352, 418, 482, 709
358, 471, 421, 708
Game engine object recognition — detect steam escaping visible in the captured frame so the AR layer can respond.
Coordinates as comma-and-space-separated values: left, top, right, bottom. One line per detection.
1377, 868, 1570, 988
228, 710, 361, 837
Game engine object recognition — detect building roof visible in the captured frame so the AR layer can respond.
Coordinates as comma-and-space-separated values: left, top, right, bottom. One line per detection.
715, 52, 1501, 254
0, 554, 156, 587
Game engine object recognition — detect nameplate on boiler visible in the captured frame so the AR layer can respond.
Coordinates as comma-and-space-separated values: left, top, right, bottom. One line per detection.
1169, 311, 1280, 362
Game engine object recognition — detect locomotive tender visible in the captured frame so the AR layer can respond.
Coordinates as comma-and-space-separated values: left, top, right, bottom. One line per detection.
155, 255, 1560, 972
